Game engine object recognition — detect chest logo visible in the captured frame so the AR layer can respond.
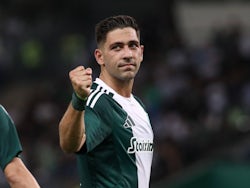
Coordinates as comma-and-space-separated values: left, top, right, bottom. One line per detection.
123, 115, 135, 128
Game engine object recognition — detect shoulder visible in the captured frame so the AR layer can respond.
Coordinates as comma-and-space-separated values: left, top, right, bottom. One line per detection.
86, 83, 115, 111
0, 105, 10, 119
0, 105, 15, 126
0, 105, 6, 114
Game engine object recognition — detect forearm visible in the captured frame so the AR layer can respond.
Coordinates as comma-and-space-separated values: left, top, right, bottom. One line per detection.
59, 103, 86, 153
5, 158, 40, 188
59, 66, 91, 153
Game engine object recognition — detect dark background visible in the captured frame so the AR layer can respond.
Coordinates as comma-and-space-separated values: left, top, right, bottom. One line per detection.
1, 0, 250, 187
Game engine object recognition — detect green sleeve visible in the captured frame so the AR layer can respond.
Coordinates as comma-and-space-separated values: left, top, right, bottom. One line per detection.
83, 95, 112, 152
0, 105, 22, 170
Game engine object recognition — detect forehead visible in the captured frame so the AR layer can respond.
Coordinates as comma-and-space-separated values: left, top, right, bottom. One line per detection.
105, 27, 139, 45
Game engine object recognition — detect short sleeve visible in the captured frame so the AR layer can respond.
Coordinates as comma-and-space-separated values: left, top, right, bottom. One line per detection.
0, 105, 22, 170
83, 95, 112, 152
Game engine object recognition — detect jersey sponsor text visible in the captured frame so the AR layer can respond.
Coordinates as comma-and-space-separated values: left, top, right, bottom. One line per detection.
127, 137, 153, 153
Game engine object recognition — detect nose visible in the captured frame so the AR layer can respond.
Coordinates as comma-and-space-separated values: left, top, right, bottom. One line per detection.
122, 46, 133, 60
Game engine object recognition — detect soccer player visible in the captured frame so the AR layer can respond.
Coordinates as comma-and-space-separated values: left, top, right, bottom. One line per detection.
59, 15, 154, 188
0, 105, 40, 188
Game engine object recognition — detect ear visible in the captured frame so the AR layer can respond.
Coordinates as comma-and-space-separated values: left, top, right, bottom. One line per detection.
140, 45, 144, 62
94, 49, 104, 65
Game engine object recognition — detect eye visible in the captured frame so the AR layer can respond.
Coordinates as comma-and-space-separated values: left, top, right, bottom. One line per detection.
110, 43, 124, 51
129, 42, 139, 49
112, 45, 121, 50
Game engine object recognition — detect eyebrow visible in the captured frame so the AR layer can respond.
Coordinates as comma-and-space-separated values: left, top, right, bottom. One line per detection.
128, 40, 140, 45
110, 40, 139, 47
110, 42, 123, 46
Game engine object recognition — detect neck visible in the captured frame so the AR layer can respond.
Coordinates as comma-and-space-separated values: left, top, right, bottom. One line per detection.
99, 74, 133, 98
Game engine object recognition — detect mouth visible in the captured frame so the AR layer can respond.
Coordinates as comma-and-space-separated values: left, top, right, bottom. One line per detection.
118, 63, 136, 68
118, 64, 136, 72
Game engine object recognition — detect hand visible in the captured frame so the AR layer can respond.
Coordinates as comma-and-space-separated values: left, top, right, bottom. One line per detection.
69, 66, 92, 99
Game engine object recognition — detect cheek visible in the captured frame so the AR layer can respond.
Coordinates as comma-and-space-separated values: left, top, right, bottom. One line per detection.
105, 54, 120, 65
103, 52, 115, 62
102, 56, 116, 70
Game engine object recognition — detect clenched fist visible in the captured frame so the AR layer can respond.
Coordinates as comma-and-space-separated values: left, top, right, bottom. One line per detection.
69, 66, 92, 99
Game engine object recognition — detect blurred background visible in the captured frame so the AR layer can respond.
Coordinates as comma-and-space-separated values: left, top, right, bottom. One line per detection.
1, 0, 250, 187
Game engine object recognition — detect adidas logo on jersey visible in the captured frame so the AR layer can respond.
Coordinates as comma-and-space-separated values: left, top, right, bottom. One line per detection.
127, 137, 153, 153
123, 115, 135, 128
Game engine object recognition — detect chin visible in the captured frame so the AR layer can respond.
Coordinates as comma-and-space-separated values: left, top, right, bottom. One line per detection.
122, 75, 136, 81
117, 70, 137, 81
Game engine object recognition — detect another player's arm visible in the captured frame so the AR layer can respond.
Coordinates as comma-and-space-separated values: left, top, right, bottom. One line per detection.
4, 157, 40, 188
59, 66, 92, 153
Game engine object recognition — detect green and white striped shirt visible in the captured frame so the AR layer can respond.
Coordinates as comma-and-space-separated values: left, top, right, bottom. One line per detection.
77, 78, 154, 188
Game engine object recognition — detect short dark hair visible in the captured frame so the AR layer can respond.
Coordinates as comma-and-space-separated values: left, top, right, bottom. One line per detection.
95, 15, 140, 47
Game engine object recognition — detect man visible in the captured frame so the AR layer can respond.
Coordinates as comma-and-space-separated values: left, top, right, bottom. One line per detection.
59, 15, 154, 188
0, 105, 40, 188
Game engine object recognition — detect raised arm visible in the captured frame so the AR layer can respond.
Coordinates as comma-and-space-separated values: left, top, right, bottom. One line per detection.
59, 66, 92, 153
4, 157, 40, 188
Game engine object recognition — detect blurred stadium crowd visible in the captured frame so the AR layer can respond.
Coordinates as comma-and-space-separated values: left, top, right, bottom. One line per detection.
1, 0, 250, 187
